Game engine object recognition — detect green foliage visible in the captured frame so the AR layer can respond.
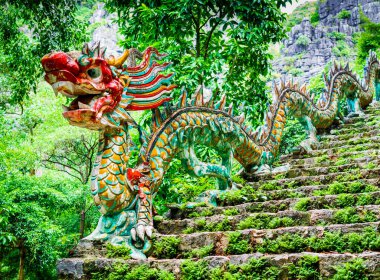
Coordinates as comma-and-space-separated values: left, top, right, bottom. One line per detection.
106, 0, 292, 125
278, 118, 306, 155
0, 83, 100, 278
332, 41, 352, 58
296, 35, 311, 47
0, 1, 88, 107
287, 255, 321, 280
337, 9, 351, 20
256, 227, 380, 254
356, 10, 380, 64
310, 10, 320, 27
289, 67, 304, 77
333, 207, 377, 224
223, 208, 239, 216
294, 198, 311, 211
328, 32, 347, 41
153, 236, 181, 259
231, 175, 245, 185
218, 258, 281, 280
332, 258, 369, 280
285, 1, 319, 31
184, 245, 214, 259
313, 181, 378, 196
225, 232, 251, 254
92, 263, 175, 280
181, 260, 209, 280
105, 243, 131, 260
0, 174, 87, 278
237, 215, 294, 230
156, 161, 216, 213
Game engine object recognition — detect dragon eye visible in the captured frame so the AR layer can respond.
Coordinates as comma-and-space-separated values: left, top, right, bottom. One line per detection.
87, 68, 101, 79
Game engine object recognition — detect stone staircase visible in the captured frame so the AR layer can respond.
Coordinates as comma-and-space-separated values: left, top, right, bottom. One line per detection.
58, 103, 380, 279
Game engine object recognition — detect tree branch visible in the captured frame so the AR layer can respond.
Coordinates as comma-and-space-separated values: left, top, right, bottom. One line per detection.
203, 9, 225, 60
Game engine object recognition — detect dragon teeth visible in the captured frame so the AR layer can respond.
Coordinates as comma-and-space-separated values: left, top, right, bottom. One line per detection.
78, 102, 91, 109
62, 105, 69, 112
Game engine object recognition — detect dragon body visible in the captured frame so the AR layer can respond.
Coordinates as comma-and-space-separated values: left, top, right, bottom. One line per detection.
41, 43, 380, 259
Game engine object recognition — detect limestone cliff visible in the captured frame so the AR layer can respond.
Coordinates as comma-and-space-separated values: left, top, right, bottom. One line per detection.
272, 0, 380, 84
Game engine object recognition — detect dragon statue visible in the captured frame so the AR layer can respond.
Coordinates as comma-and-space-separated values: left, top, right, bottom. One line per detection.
41, 42, 380, 259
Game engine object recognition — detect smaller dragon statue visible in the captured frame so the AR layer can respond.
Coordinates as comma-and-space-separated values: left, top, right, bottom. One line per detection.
41, 42, 380, 259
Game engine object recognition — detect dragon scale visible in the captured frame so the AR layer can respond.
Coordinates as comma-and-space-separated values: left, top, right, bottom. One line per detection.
41, 43, 380, 259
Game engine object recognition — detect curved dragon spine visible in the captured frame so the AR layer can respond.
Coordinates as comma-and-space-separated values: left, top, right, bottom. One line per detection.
142, 51, 380, 192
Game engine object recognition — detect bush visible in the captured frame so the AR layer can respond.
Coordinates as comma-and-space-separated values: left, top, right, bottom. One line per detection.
296, 35, 311, 47
337, 9, 351, 20
310, 11, 320, 26
225, 232, 251, 254
287, 255, 320, 279
289, 68, 304, 77
332, 41, 352, 58
356, 10, 380, 64
152, 236, 181, 258
332, 258, 369, 280
328, 31, 346, 41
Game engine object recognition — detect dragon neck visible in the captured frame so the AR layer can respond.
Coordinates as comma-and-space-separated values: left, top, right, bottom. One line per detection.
91, 126, 133, 214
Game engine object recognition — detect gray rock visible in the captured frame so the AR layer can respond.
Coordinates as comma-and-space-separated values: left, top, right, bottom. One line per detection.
272, 0, 380, 86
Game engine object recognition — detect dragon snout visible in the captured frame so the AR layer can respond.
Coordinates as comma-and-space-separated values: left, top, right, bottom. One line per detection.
41, 52, 80, 75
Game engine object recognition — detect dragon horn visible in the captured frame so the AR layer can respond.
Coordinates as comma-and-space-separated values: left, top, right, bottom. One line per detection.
106, 49, 130, 68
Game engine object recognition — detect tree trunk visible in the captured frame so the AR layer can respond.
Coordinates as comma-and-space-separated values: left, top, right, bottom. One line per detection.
18, 241, 25, 280
79, 210, 86, 239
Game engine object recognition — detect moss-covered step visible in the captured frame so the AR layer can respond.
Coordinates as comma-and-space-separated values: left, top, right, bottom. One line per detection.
166, 190, 380, 219
57, 251, 380, 280
281, 152, 380, 170
219, 179, 380, 206
246, 167, 380, 186
279, 149, 380, 168
317, 128, 380, 143
253, 160, 380, 181
69, 222, 380, 261
281, 142, 380, 160
155, 205, 380, 235
257, 178, 379, 198
318, 135, 380, 150
153, 222, 380, 258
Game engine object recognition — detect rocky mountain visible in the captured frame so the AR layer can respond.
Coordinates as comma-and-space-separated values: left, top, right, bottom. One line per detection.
88, 2, 122, 56
273, 0, 380, 84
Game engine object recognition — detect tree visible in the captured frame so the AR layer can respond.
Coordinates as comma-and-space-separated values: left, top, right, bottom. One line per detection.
106, 0, 292, 126
0, 174, 85, 280
0, 0, 87, 108
42, 134, 98, 238
0, 82, 100, 279
356, 9, 380, 64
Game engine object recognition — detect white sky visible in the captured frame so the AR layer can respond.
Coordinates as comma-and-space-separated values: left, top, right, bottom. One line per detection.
283, 0, 314, 14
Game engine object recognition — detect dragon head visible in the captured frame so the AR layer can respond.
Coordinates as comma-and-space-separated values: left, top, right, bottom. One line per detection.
41, 42, 176, 130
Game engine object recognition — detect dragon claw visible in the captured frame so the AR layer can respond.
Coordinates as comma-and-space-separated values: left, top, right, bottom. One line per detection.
146, 226, 153, 238
131, 227, 137, 241
137, 224, 145, 241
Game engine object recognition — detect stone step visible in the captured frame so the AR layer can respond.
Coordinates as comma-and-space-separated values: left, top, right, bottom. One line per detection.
317, 127, 380, 142
156, 205, 380, 235
318, 135, 380, 150
72, 222, 380, 260
256, 178, 379, 198
279, 149, 380, 167
322, 124, 379, 138
246, 167, 380, 187
167, 190, 380, 219
58, 251, 380, 280
301, 142, 380, 158
253, 159, 380, 181
213, 178, 379, 207
278, 152, 380, 170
